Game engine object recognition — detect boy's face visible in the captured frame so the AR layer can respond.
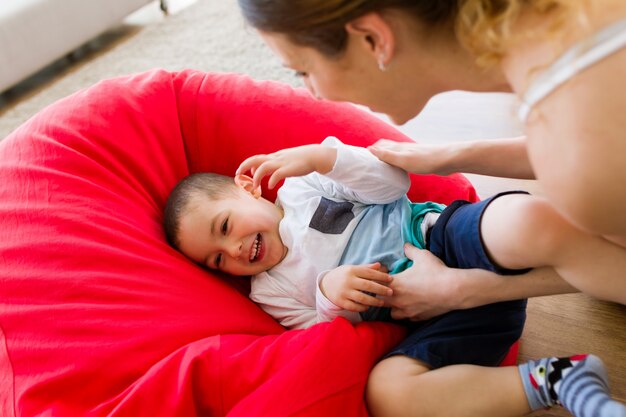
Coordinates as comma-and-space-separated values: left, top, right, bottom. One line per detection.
177, 187, 287, 276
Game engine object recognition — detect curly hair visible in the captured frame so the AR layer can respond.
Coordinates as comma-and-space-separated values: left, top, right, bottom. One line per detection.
457, 0, 584, 67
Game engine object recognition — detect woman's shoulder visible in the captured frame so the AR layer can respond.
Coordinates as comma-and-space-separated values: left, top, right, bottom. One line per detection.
506, 2, 626, 237
503, 0, 626, 95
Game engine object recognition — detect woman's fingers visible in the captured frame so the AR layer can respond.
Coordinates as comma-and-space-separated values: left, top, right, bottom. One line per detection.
368, 143, 411, 168
403, 243, 420, 259
367, 144, 393, 163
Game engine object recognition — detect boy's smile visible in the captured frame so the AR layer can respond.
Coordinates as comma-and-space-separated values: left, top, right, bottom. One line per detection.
177, 187, 287, 276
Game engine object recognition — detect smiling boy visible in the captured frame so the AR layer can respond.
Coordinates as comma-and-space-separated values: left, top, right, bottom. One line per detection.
163, 137, 624, 417
174, 173, 287, 277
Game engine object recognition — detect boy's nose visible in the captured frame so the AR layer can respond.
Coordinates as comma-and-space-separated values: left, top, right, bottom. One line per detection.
226, 241, 242, 259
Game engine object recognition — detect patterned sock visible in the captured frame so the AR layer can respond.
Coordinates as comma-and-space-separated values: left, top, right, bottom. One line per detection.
519, 354, 626, 417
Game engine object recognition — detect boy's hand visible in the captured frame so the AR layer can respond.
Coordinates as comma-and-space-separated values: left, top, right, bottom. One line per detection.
320, 263, 393, 312
236, 145, 337, 191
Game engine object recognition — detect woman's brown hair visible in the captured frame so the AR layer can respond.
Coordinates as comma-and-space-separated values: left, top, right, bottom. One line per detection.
238, 0, 582, 65
238, 0, 461, 57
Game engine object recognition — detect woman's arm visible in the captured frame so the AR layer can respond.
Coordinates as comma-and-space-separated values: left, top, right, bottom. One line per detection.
369, 136, 535, 179
383, 245, 577, 321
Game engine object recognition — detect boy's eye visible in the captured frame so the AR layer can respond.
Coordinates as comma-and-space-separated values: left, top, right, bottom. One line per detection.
221, 218, 228, 235
294, 71, 308, 78
215, 253, 222, 269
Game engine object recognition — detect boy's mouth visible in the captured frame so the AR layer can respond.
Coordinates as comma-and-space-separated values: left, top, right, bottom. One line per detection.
249, 233, 262, 262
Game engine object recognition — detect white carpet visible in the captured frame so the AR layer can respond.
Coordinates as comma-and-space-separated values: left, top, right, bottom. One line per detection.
0, 0, 301, 139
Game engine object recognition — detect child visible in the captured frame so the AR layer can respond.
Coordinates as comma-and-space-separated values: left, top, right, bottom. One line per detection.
164, 137, 625, 417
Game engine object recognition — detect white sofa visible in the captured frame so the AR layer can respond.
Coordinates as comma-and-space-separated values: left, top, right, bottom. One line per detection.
0, 0, 166, 93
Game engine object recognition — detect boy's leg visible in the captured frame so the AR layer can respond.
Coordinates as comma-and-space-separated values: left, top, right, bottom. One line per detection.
367, 355, 626, 417
480, 193, 626, 302
479, 192, 575, 269
425, 191, 533, 276
364, 281, 527, 416
520, 354, 626, 417
480, 196, 626, 415
427, 192, 626, 416
366, 355, 530, 417
366, 295, 527, 416
427, 192, 626, 302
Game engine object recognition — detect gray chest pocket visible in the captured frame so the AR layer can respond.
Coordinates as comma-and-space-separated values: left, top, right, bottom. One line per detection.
308, 197, 355, 234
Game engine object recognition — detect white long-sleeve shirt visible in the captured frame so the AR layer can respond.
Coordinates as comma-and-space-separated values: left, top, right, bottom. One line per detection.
250, 137, 411, 329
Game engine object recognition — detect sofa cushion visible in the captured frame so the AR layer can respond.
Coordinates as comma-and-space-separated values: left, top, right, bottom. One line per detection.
0, 0, 152, 92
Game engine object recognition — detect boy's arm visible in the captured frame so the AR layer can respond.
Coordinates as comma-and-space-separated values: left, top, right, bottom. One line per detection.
316, 263, 392, 321
237, 143, 337, 190
251, 270, 364, 330
251, 263, 393, 330
237, 137, 410, 205
252, 289, 364, 330
316, 137, 410, 204
315, 286, 363, 328
251, 271, 331, 330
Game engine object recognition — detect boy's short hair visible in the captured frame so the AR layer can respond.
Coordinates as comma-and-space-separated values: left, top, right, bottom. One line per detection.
163, 173, 237, 249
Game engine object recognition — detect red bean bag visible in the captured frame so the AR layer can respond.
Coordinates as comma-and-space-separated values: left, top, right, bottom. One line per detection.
0, 69, 514, 417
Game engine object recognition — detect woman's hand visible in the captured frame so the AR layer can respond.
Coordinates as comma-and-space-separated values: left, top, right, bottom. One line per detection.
385, 244, 577, 321
370, 137, 536, 179
236, 145, 337, 191
368, 139, 454, 176
383, 244, 464, 321
320, 263, 393, 312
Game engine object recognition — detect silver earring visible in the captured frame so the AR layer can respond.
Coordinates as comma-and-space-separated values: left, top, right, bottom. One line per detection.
378, 55, 387, 71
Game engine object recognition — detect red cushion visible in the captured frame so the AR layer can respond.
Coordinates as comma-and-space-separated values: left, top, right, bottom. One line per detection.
0, 69, 503, 417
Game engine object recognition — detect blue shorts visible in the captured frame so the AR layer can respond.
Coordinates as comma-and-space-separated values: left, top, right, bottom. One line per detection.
384, 191, 529, 368
426, 190, 532, 276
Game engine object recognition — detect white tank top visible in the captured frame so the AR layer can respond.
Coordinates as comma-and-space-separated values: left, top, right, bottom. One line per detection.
518, 16, 626, 122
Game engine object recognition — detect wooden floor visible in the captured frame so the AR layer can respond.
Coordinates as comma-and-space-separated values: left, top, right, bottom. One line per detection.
521, 295, 626, 416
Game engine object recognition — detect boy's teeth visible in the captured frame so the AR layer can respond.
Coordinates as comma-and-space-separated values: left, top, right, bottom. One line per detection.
250, 235, 260, 261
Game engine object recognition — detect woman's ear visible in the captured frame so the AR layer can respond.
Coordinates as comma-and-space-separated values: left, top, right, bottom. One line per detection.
345, 12, 395, 69
234, 174, 262, 198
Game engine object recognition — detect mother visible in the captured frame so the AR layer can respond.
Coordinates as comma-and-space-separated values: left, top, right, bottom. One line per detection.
236, 0, 626, 318
237, 0, 626, 415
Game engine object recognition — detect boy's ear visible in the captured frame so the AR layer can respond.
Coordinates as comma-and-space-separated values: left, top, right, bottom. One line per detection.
345, 12, 395, 67
234, 174, 261, 198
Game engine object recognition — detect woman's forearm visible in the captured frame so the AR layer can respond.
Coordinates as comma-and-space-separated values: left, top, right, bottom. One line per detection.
441, 136, 536, 179
385, 248, 577, 321
454, 266, 578, 310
